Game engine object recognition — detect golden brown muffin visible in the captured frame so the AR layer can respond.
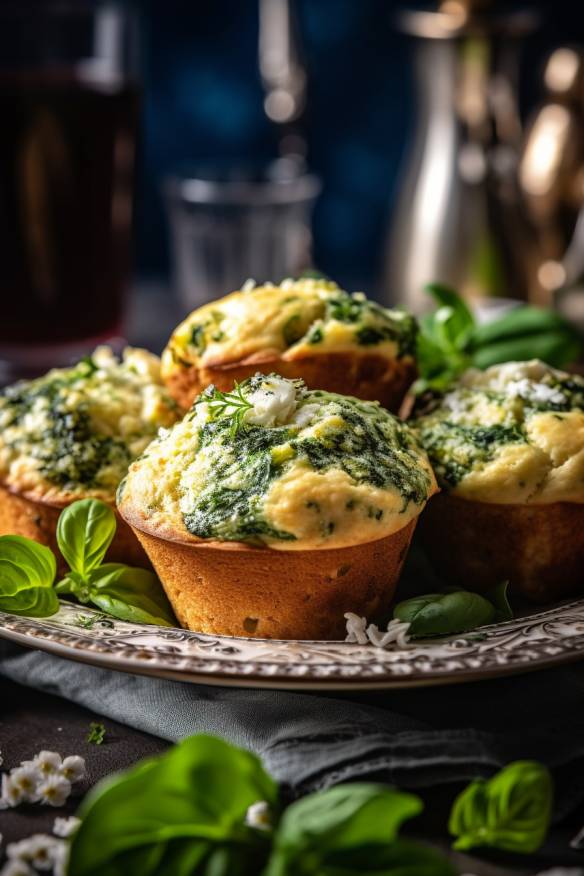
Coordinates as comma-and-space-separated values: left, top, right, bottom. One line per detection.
118, 373, 437, 638
410, 360, 584, 602
0, 346, 179, 568
161, 278, 417, 412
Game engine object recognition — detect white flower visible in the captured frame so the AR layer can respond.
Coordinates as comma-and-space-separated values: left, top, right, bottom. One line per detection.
0, 860, 36, 876
30, 752, 62, 777
0, 774, 27, 808
8, 766, 42, 802
244, 800, 272, 831
53, 815, 81, 838
50, 841, 69, 876
60, 756, 86, 784
6, 834, 61, 870
366, 618, 411, 649
344, 612, 369, 644
344, 612, 411, 649
36, 774, 71, 808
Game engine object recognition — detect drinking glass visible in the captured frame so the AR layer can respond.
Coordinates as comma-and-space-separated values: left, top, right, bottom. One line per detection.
164, 160, 321, 310
0, 1, 140, 381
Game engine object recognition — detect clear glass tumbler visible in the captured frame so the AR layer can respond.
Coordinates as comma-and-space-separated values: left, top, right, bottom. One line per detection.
0, 1, 140, 382
164, 160, 321, 310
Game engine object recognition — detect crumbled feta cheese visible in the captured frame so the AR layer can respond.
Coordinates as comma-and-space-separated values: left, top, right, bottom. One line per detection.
506, 378, 566, 406
241, 278, 256, 292
244, 377, 298, 427
344, 612, 411, 649
290, 403, 320, 428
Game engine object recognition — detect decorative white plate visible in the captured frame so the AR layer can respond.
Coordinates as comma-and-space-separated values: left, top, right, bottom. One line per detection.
1, 598, 584, 690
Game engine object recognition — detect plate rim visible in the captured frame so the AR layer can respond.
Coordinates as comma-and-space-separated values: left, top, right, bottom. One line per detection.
1, 597, 584, 691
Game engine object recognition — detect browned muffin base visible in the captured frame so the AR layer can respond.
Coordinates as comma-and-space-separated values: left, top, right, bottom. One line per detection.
419, 493, 584, 602
0, 485, 150, 573
164, 351, 416, 413
127, 520, 416, 639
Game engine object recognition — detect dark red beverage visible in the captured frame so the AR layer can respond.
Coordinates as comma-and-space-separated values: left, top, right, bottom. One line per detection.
0, 72, 139, 349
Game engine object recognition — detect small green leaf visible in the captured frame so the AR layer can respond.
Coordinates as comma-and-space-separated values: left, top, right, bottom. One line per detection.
487, 581, 512, 622
87, 564, 176, 627
449, 761, 553, 853
393, 592, 496, 638
264, 784, 423, 876
68, 735, 277, 876
87, 722, 106, 745
424, 284, 475, 344
0, 535, 59, 617
57, 499, 116, 577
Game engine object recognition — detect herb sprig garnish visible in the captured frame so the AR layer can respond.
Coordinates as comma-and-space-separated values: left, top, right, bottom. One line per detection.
196, 382, 254, 436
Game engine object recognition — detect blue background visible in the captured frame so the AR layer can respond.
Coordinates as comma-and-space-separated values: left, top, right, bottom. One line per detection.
135, 0, 583, 294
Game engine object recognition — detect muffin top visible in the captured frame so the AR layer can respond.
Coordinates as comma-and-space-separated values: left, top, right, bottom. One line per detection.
161, 278, 417, 375
118, 373, 437, 550
410, 360, 584, 505
0, 347, 179, 504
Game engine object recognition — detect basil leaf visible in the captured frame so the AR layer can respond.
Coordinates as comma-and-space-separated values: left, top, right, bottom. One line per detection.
393, 592, 496, 638
56, 572, 93, 603
449, 760, 553, 853
0, 535, 59, 617
487, 581, 512, 622
57, 499, 116, 577
470, 329, 582, 371
424, 284, 475, 347
68, 735, 277, 876
301, 839, 456, 875
468, 304, 578, 347
87, 563, 176, 627
264, 784, 423, 876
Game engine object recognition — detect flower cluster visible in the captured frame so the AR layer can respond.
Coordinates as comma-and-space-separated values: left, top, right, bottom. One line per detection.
0, 751, 86, 810
344, 612, 411, 648
0, 816, 80, 876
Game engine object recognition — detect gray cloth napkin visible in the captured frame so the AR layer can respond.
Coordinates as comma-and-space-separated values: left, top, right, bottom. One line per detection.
1, 640, 584, 821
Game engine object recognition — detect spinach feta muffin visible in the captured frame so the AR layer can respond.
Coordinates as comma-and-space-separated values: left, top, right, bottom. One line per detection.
118, 373, 437, 638
0, 346, 179, 568
410, 360, 584, 601
161, 278, 417, 413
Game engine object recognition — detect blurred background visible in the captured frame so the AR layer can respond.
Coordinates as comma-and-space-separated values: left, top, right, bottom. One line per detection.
1, 0, 583, 377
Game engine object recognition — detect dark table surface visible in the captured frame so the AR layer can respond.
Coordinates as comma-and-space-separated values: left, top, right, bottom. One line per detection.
2, 671, 583, 876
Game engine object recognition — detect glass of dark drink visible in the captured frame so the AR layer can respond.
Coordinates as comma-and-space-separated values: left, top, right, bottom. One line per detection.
0, 1, 140, 382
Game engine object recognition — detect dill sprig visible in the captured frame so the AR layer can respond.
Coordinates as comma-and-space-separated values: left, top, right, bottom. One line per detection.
198, 383, 254, 436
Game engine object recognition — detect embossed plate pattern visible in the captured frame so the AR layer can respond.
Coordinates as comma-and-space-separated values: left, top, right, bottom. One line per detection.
1, 599, 584, 690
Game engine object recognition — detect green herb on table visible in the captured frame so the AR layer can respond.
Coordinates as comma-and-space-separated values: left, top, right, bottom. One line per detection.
415, 283, 583, 393
68, 735, 279, 876
449, 760, 553, 853
55, 499, 175, 627
0, 497, 176, 626
87, 722, 106, 746
393, 583, 512, 638
68, 734, 456, 876
264, 783, 454, 876
0, 535, 59, 617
